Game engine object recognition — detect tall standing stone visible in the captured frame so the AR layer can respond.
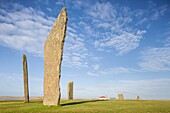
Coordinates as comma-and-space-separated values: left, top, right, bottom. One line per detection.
68, 82, 73, 100
43, 7, 68, 106
23, 54, 29, 103
118, 94, 124, 100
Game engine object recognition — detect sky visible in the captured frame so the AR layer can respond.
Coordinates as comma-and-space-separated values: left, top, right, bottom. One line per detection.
0, 0, 170, 100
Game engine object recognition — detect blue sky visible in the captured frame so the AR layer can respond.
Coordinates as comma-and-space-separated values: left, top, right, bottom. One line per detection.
0, 0, 170, 100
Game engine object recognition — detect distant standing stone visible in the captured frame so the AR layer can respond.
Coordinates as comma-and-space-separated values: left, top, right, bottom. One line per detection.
68, 82, 73, 100
137, 96, 140, 100
22, 54, 29, 103
118, 94, 124, 100
43, 7, 68, 106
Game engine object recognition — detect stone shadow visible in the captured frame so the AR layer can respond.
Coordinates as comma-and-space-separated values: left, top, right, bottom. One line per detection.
60, 100, 103, 106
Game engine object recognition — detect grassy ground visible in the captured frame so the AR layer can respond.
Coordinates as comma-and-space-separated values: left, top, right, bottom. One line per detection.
0, 99, 170, 113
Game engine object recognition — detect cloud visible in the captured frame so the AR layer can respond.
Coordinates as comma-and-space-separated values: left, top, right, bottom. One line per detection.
62, 27, 89, 68
94, 30, 146, 55
87, 67, 137, 77
136, 17, 148, 25
71, 0, 88, 9
150, 5, 168, 20
90, 56, 102, 62
135, 3, 168, 22
165, 37, 170, 47
74, 78, 170, 99
86, 2, 116, 21
139, 47, 170, 71
46, 8, 52, 12
56, 1, 65, 6
0, 72, 43, 96
119, 78, 170, 99
92, 64, 100, 70
36, 0, 49, 5
0, 4, 54, 56
139, 28, 170, 72
0, 73, 22, 81
0, 72, 43, 82
82, 2, 148, 55
75, 1, 167, 55
0, 3, 89, 68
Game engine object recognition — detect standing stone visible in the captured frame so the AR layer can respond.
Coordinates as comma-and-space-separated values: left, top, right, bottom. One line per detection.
43, 7, 68, 106
68, 82, 73, 100
137, 96, 140, 100
23, 54, 29, 103
118, 94, 124, 100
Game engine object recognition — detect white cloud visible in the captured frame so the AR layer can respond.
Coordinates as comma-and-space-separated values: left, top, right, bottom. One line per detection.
136, 17, 148, 25
94, 30, 146, 55
56, 1, 65, 6
62, 27, 89, 68
71, 1, 88, 9
0, 73, 22, 81
0, 3, 89, 68
78, 1, 168, 55
133, 9, 144, 18
151, 5, 168, 20
96, 22, 111, 29
0, 4, 54, 56
0, 72, 43, 96
82, 2, 147, 55
92, 64, 100, 70
35, 0, 49, 5
46, 8, 52, 12
90, 56, 102, 62
0, 72, 43, 82
86, 2, 116, 21
119, 79, 170, 99
73, 78, 170, 99
139, 47, 170, 71
87, 67, 137, 77
165, 37, 170, 47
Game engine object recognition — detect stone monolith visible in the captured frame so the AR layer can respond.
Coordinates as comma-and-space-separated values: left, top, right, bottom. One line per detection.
137, 96, 140, 100
43, 7, 68, 106
118, 94, 124, 100
68, 82, 73, 100
23, 54, 29, 103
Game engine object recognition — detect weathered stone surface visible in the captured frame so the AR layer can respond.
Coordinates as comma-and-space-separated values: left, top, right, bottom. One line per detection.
43, 7, 68, 106
118, 94, 124, 100
137, 96, 140, 100
68, 82, 73, 100
22, 54, 29, 103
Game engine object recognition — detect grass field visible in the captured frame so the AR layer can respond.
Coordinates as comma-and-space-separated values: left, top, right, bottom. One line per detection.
0, 99, 170, 113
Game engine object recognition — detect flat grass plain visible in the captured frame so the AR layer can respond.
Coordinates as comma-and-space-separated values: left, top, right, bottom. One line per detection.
0, 99, 170, 113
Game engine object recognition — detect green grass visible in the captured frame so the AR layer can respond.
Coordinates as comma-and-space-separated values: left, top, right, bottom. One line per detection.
0, 99, 170, 113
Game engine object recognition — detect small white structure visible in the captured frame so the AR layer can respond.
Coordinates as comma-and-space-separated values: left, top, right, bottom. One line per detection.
98, 96, 107, 100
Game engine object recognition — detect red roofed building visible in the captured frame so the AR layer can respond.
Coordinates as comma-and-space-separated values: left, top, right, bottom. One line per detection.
98, 95, 107, 100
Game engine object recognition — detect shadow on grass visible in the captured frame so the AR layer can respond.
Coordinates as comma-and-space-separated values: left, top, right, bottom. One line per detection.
29, 101, 42, 104
60, 100, 103, 106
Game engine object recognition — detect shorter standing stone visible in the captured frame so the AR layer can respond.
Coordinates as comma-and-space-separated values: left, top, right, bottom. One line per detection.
118, 94, 124, 100
68, 82, 73, 100
137, 96, 140, 100
23, 54, 29, 103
